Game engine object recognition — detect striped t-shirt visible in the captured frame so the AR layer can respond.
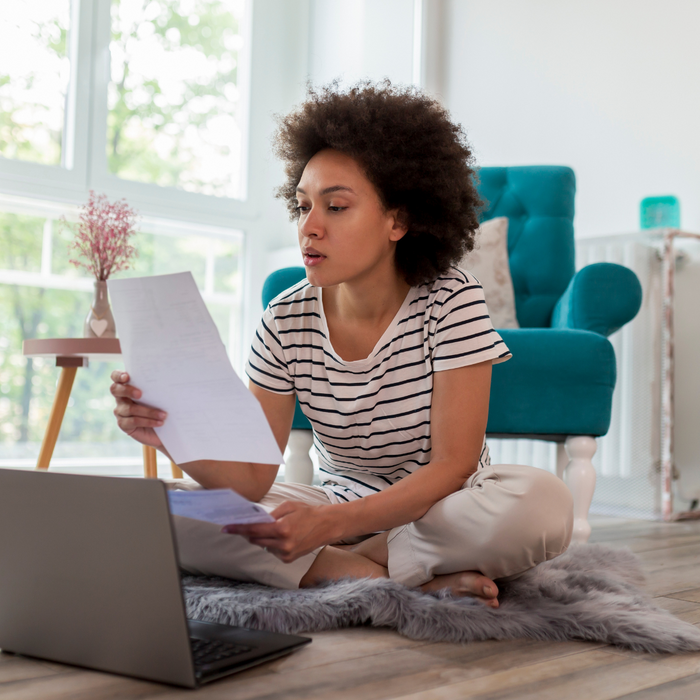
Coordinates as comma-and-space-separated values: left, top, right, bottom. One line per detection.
246, 268, 511, 504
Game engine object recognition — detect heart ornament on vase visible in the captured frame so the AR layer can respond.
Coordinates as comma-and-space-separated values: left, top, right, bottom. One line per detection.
84, 280, 117, 338
90, 318, 109, 337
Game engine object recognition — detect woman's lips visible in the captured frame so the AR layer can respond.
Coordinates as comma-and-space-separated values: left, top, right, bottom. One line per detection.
303, 251, 326, 267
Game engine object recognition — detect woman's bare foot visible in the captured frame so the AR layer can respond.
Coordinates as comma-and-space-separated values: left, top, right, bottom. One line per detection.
317, 534, 499, 608
421, 571, 499, 608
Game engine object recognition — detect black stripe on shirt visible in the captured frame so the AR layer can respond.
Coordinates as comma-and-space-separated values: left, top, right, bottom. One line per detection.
275, 311, 322, 321
269, 281, 313, 307
318, 467, 385, 491
308, 404, 432, 431
247, 375, 294, 394
436, 331, 501, 348
260, 318, 285, 352
298, 387, 433, 418
434, 299, 487, 327
249, 344, 286, 372
435, 341, 508, 362
321, 444, 432, 463
313, 419, 431, 444
291, 355, 430, 389
295, 371, 432, 404
246, 361, 294, 386
327, 488, 351, 503
277, 326, 328, 339
316, 431, 430, 452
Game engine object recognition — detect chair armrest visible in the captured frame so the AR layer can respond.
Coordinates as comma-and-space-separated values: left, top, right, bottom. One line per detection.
550, 262, 642, 337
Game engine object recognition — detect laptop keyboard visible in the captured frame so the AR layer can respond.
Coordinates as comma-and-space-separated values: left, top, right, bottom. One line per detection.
190, 637, 252, 668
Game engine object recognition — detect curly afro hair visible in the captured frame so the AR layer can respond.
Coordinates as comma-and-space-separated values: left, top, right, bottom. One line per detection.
273, 80, 483, 286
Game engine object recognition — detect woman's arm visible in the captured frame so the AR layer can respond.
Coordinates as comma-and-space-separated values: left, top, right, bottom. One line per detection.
111, 372, 295, 501
226, 360, 492, 558
178, 383, 295, 500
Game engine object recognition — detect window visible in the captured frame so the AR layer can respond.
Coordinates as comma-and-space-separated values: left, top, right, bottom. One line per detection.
108, 0, 246, 198
0, 1, 72, 167
0, 0, 252, 474
0, 194, 243, 474
0, 0, 252, 215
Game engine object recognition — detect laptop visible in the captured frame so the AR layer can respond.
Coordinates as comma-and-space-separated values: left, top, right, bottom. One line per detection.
0, 468, 311, 688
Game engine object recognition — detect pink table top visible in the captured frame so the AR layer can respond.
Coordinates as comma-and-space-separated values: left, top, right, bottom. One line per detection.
22, 338, 122, 362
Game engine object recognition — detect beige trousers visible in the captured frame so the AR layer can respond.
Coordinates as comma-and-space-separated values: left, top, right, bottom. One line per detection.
172, 464, 574, 590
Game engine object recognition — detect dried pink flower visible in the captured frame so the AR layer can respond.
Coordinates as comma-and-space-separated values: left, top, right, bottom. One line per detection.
61, 191, 139, 281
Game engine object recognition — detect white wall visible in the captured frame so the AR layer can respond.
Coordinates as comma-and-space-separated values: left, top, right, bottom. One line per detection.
238, 0, 311, 357
265, 0, 420, 273
307, 0, 415, 86
441, 0, 700, 238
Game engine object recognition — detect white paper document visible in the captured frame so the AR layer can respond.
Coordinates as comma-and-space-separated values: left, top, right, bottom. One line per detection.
108, 272, 284, 465
167, 489, 274, 525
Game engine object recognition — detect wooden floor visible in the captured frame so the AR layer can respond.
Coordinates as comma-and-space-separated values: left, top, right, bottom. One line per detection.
3, 516, 700, 699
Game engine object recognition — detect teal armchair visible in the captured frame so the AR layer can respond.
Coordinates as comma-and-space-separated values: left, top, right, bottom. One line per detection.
262, 166, 643, 542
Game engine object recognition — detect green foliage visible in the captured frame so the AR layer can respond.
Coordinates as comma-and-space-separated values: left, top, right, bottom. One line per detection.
0, 4, 69, 165
0, 212, 102, 444
107, 0, 242, 195
46, 23, 68, 57
0, 97, 63, 165
1, 1, 244, 191
0, 213, 43, 273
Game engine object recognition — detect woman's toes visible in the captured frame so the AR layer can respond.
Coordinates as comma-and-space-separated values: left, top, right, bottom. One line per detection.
453, 573, 498, 599
421, 571, 499, 606
476, 577, 499, 599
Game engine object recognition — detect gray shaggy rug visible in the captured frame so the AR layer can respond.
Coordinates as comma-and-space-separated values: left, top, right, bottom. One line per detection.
182, 543, 700, 654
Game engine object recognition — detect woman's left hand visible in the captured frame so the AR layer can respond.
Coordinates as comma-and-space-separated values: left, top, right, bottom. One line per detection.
222, 501, 338, 562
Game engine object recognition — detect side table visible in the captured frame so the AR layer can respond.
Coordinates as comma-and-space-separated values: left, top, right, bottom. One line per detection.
22, 338, 183, 479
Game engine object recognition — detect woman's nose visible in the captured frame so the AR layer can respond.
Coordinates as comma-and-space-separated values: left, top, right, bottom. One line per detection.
299, 207, 324, 238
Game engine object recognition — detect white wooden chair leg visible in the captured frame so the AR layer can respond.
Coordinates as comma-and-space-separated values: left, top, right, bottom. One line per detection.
555, 442, 568, 481
285, 429, 314, 485
564, 435, 597, 543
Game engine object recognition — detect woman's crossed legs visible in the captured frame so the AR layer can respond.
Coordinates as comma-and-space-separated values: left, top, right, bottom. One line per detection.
300, 464, 573, 607
173, 464, 573, 608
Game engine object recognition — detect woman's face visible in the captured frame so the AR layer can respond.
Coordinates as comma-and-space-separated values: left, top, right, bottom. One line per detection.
295, 149, 407, 288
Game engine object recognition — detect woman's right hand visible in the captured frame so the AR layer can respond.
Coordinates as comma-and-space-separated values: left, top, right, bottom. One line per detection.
110, 371, 166, 449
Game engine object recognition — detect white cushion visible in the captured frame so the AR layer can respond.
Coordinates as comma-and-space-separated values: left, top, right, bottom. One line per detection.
458, 217, 520, 329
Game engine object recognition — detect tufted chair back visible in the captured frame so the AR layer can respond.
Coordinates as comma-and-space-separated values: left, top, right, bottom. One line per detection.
477, 166, 576, 328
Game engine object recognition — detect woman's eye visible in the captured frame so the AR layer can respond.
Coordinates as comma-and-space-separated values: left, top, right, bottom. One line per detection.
294, 204, 345, 213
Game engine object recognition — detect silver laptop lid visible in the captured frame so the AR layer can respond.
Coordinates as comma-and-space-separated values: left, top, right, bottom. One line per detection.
0, 468, 195, 687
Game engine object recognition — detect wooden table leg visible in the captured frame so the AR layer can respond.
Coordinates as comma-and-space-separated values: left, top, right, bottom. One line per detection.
170, 462, 184, 479
36, 367, 78, 470
143, 446, 158, 479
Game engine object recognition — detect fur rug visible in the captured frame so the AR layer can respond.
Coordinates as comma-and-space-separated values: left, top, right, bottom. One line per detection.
182, 543, 700, 654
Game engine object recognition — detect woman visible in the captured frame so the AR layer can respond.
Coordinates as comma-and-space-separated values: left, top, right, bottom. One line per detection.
111, 82, 573, 608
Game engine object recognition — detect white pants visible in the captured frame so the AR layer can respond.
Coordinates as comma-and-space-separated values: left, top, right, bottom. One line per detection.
172, 464, 574, 589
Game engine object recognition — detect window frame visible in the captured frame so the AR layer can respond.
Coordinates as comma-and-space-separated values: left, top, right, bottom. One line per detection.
0, 0, 256, 226
0, 0, 93, 200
